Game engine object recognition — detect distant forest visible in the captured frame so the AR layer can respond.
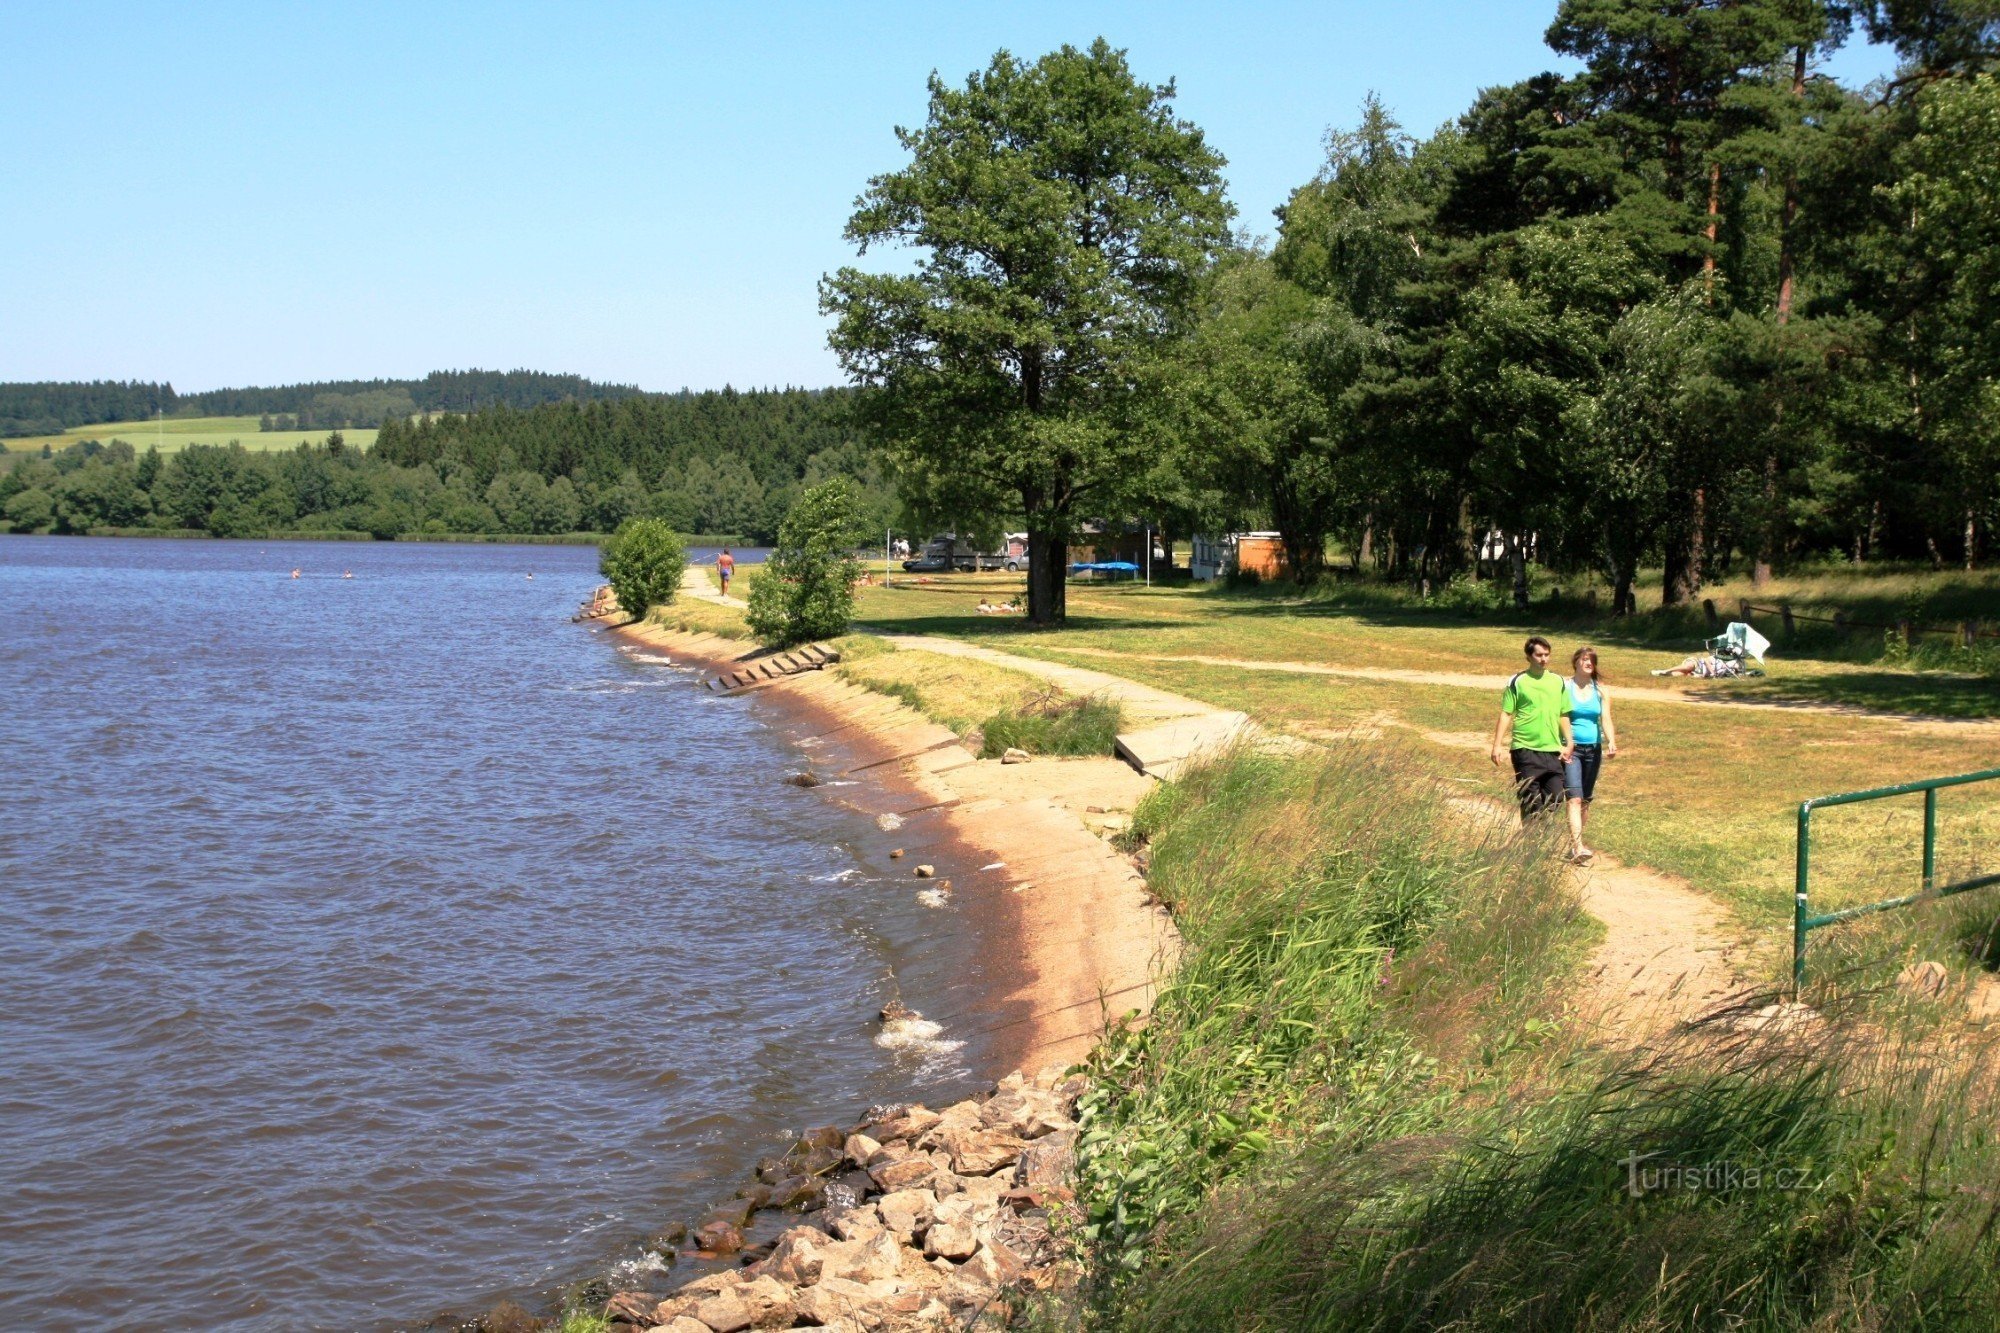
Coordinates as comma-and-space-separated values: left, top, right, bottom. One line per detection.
0, 369, 649, 437
0, 387, 894, 545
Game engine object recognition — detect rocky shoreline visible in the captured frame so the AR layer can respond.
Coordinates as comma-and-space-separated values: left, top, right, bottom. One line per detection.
462, 612, 1174, 1332
566, 1063, 1085, 1333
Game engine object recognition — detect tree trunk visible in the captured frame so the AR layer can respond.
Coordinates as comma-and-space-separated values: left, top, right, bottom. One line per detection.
1612, 561, 1635, 617
1663, 487, 1706, 606
1026, 527, 1067, 626
1702, 160, 1722, 299
1967, 506, 1978, 571
1358, 514, 1374, 569
1752, 445, 1778, 589
1508, 532, 1529, 610
1457, 494, 1477, 578
1756, 45, 1807, 593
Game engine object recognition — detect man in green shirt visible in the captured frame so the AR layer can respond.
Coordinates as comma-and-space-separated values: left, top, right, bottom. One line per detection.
1490, 635, 1575, 833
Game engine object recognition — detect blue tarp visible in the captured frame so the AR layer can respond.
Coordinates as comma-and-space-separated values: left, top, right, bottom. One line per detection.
1068, 561, 1140, 575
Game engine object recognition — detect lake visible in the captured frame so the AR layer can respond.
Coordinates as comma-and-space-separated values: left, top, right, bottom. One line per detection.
0, 536, 1000, 1329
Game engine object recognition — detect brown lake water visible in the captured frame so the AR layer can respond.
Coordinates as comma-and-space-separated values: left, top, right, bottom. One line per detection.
0, 536, 1003, 1329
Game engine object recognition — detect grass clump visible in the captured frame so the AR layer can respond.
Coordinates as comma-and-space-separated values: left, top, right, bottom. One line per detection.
979, 687, 1122, 758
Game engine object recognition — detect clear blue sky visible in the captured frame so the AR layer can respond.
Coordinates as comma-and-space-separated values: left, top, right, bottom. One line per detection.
0, 2, 1897, 396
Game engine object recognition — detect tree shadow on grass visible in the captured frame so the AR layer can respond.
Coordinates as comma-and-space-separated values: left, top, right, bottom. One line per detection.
1701, 672, 2000, 721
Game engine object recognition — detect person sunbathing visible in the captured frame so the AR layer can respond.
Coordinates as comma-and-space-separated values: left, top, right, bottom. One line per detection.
1652, 651, 1747, 678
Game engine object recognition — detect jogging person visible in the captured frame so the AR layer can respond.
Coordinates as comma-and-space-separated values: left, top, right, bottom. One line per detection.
1563, 646, 1617, 863
1490, 635, 1574, 845
716, 547, 735, 597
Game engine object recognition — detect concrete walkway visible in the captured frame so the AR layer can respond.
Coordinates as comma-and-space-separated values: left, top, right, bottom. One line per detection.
877, 633, 1257, 779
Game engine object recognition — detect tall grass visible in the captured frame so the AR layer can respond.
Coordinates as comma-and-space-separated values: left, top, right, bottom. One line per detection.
1129, 1026, 2000, 1331
1072, 744, 2000, 1331
1073, 742, 1588, 1281
980, 688, 1123, 758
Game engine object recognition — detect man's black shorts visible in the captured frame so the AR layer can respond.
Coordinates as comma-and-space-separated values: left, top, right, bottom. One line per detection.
1511, 748, 1566, 819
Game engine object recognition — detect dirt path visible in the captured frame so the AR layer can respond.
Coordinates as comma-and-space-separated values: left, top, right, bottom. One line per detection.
921, 634, 1769, 1045
681, 566, 747, 608
1448, 795, 1761, 1042
1042, 645, 2000, 735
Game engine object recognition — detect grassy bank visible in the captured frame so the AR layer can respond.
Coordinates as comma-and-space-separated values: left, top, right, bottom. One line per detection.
1064, 745, 2000, 1331
832, 634, 1121, 756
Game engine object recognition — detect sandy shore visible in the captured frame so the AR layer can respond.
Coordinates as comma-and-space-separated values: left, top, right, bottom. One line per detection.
600, 615, 1179, 1073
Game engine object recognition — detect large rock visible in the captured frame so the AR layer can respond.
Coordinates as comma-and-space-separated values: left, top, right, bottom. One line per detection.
874, 1187, 936, 1242
962, 1241, 1026, 1289
763, 1174, 825, 1210
762, 1225, 832, 1285
923, 1218, 978, 1260
843, 1132, 881, 1167
1014, 1127, 1077, 1192
941, 1127, 1028, 1177
830, 1205, 886, 1243
649, 1271, 792, 1331
917, 1101, 981, 1150
795, 1125, 846, 1154
980, 1087, 1071, 1139
816, 1229, 907, 1286
647, 1318, 710, 1333
1898, 960, 1951, 999
795, 1276, 920, 1330
863, 1105, 942, 1145
693, 1219, 744, 1255
867, 1155, 935, 1193
605, 1291, 658, 1324
953, 1172, 1009, 1205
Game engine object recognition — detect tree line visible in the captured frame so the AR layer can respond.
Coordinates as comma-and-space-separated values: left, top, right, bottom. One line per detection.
0, 369, 649, 437
0, 386, 895, 543
825, 10, 2000, 623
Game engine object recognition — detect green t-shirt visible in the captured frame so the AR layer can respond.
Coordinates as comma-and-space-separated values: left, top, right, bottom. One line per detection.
1502, 669, 1569, 752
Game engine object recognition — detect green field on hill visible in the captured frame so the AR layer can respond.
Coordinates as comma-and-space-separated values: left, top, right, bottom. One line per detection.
3, 415, 378, 455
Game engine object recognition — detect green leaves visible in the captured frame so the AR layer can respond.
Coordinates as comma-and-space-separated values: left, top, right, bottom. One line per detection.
746, 478, 867, 647
823, 39, 1233, 623
596, 518, 687, 620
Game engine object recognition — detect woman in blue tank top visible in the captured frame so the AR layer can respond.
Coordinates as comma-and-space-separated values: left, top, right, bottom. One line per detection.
1563, 647, 1618, 862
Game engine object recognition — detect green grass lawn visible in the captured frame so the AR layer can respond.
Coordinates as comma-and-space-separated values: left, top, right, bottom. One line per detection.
3, 415, 378, 455
838, 572, 2000, 965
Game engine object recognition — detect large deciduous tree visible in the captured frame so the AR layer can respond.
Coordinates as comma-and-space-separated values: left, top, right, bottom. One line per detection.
821, 39, 1234, 625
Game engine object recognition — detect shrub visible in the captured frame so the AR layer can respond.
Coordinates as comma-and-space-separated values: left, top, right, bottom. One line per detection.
597, 517, 687, 618
979, 689, 1122, 757
747, 478, 866, 647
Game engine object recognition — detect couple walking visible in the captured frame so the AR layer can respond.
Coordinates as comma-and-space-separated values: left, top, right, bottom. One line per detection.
1490, 635, 1618, 863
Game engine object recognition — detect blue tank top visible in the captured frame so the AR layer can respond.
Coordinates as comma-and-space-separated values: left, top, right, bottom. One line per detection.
1566, 679, 1602, 745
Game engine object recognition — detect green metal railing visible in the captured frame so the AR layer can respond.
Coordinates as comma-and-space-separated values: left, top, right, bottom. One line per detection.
1793, 766, 2000, 991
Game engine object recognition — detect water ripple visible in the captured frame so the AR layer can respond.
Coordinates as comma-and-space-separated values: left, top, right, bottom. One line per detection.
0, 537, 995, 1330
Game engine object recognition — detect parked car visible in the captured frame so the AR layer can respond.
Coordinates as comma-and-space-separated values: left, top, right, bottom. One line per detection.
1004, 550, 1030, 572
902, 534, 1005, 572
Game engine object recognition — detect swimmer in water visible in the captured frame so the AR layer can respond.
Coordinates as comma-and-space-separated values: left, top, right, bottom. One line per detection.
342, 571, 353, 579
291, 569, 301, 579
